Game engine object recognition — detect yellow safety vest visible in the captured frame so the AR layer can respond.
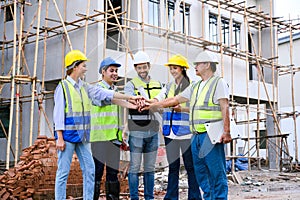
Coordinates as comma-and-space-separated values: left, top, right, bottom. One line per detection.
128, 77, 161, 130
60, 80, 91, 142
190, 76, 222, 133
90, 82, 122, 142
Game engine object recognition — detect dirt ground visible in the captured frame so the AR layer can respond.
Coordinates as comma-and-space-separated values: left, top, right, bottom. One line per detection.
228, 169, 300, 200
98, 169, 300, 200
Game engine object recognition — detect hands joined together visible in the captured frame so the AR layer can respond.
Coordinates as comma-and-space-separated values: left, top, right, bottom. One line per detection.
128, 96, 157, 112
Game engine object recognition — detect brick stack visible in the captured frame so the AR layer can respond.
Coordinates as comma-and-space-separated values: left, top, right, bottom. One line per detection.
119, 160, 130, 194
0, 136, 83, 199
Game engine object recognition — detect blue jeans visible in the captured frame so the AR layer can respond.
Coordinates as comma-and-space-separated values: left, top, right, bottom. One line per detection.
128, 131, 159, 200
164, 137, 201, 200
55, 141, 95, 200
191, 133, 228, 200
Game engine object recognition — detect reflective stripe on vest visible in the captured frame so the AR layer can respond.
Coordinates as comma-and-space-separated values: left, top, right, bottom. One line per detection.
90, 81, 122, 142
61, 80, 91, 143
190, 76, 222, 133
128, 115, 154, 120
128, 77, 161, 129
162, 83, 190, 136
131, 77, 162, 98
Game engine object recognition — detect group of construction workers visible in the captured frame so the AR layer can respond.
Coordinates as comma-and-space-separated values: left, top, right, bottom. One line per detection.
53, 49, 232, 200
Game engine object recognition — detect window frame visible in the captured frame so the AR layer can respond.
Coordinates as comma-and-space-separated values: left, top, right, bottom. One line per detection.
148, 0, 160, 28
233, 21, 241, 49
4, 4, 14, 22
0, 105, 10, 139
209, 13, 218, 47
166, 0, 176, 31
209, 13, 241, 50
179, 2, 191, 35
257, 130, 267, 149
104, 0, 123, 51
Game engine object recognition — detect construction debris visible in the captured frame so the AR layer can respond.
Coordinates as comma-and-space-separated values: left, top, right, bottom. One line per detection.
229, 169, 300, 200
0, 135, 193, 199
1, 135, 300, 199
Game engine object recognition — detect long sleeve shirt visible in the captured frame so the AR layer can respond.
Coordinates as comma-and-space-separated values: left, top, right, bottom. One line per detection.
90, 80, 115, 107
53, 76, 115, 131
124, 80, 136, 96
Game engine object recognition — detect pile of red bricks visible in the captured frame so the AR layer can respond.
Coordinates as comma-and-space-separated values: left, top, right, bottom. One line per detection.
0, 136, 83, 199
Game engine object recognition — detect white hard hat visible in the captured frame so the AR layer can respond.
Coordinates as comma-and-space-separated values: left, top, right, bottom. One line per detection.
133, 51, 150, 65
193, 51, 219, 65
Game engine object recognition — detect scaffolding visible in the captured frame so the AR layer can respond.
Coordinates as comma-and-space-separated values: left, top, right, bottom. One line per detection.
0, 0, 299, 172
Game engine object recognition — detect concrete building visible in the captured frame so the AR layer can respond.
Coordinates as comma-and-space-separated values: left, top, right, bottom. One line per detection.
0, 0, 292, 170
278, 32, 300, 163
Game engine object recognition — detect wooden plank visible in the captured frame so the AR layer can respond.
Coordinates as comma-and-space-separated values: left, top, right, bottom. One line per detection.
232, 171, 243, 184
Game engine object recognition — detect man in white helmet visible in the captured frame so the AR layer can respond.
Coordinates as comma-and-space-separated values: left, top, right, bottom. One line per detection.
143, 50, 232, 200
124, 51, 162, 200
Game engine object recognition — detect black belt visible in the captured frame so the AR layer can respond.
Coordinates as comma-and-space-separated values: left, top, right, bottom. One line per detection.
193, 131, 206, 135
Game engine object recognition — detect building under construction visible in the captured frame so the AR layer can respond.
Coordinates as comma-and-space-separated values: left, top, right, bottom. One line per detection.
0, 0, 299, 198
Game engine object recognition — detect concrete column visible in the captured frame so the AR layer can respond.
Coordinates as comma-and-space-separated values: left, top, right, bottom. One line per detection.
266, 102, 278, 169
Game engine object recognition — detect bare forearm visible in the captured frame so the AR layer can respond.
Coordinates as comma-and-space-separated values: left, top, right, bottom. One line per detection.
56, 130, 64, 139
112, 99, 136, 109
220, 99, 230, 133
180, 107, 190, 113
161, 97, 180, 108
149, 98, 159, 103
113, 92, 132, 100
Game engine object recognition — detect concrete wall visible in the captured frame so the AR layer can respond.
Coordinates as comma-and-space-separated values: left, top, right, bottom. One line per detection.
278, 37, 300, 108
279, 106, 300, 163
0, 0, 103, 161
278, 35, 300, 162
0, 0, 277, 163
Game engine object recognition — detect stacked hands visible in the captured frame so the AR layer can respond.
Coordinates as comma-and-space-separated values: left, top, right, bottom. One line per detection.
128, 96, 152, 112
128, 96, 232, 144
128, 96, 171, 112
129, 96, 183, 112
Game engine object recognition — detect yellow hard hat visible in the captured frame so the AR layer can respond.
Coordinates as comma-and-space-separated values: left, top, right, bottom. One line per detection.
65, 50, 88, 69
164, 54, 189, 69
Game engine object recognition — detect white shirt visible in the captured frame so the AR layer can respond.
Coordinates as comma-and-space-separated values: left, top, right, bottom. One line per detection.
179, 77, 229, 103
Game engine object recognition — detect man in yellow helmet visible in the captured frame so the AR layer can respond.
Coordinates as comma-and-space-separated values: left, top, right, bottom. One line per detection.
143, 51, 232, 200
53, 50, 142, 200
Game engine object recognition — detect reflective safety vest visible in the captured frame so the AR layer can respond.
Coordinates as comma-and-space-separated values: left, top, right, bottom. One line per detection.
128, 77, 161, 130
190, 76, 222, 133
90, 82, 122, 142
60, 80, 91, 143
162, 82, 190, 136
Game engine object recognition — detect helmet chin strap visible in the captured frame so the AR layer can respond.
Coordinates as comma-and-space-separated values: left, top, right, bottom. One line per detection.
66, 60, 82, 71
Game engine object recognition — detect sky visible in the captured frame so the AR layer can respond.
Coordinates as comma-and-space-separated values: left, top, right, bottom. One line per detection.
275, 0, 300, 20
